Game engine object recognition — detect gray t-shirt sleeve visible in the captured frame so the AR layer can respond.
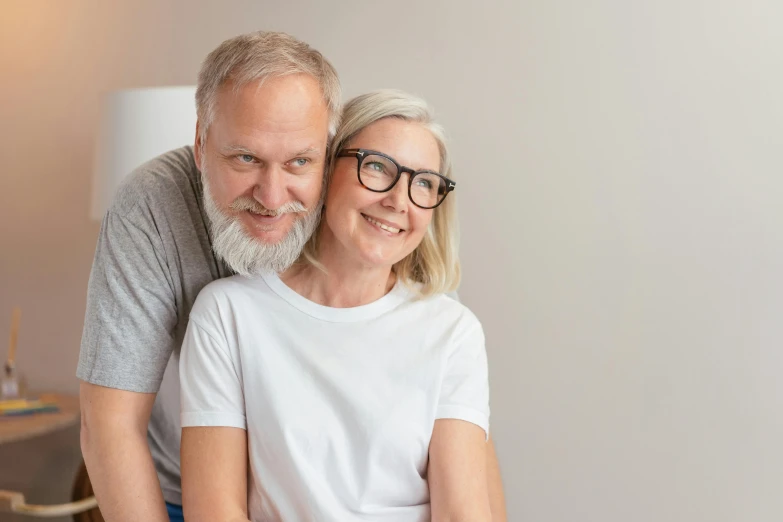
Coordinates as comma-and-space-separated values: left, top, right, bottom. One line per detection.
77, 206, 177, 393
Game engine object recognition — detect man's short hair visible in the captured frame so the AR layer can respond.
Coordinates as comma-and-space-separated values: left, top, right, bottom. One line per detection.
196, 31, 341, 147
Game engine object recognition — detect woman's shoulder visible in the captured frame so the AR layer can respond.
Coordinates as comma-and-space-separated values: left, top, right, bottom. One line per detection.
196, 273, 266, 298
400, 288, 483, 338
190, 274, 276, 321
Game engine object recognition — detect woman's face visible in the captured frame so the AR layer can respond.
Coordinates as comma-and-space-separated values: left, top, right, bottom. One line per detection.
324, 118, 442, 270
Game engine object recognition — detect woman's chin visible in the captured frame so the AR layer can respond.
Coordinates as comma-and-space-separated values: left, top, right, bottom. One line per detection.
353, 248, 410, 271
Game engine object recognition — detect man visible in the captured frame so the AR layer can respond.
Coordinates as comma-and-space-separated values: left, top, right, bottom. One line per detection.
78, 30, 505, 522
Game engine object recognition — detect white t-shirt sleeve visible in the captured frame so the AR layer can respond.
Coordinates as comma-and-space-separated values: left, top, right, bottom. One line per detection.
180, 292, 246, 430
436, 323, 490, 438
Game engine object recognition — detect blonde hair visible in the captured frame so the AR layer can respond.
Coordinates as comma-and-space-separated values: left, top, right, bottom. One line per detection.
301, 89, 460, 297
195, 31, 341, 146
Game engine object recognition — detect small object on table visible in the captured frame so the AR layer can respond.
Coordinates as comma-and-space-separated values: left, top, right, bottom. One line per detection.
0, 394, 77, 445
2, 307, 26, 400
0, 398, 60, 417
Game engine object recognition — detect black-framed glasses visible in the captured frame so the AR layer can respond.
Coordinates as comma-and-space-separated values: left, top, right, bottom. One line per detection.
337, 148, 456, 209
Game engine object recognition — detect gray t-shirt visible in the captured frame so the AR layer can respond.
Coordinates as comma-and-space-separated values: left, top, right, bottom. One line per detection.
77, 146, 230, 505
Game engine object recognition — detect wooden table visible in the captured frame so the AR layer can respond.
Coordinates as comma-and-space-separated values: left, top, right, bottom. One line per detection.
0, 393, 99, 517
0, 394, 80, 445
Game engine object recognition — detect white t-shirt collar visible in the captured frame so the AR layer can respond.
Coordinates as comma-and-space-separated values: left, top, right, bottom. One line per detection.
260, 271, 411, 323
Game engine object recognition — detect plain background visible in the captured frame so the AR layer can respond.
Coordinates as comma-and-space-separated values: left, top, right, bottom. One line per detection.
1, 1, 782, 520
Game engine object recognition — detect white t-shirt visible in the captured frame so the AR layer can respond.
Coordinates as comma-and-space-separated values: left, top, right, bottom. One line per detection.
180, 272, 490, 522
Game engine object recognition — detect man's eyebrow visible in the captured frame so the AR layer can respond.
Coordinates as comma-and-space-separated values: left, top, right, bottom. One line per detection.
220, 146, 321, 157
221, 144, 255, 156
292, 147, 320, 156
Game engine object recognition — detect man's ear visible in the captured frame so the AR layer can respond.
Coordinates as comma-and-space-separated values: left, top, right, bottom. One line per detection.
193, 121, 203, 171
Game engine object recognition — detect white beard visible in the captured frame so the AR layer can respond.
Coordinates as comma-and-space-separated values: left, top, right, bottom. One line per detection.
202, 174, 322, 276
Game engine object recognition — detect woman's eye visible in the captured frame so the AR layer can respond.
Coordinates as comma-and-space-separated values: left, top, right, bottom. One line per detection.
367, 162, 384, 172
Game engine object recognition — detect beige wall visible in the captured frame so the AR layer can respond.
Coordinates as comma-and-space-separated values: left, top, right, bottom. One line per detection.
2, 0, 782, 520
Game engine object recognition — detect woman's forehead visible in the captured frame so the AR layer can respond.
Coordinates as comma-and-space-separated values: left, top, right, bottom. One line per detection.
349, 119, 441, 172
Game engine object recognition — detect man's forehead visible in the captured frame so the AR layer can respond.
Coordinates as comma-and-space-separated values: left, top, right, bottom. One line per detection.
216, 77, 330, 128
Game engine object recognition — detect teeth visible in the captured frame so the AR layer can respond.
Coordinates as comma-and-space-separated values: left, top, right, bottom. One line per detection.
364, 215, 401, 233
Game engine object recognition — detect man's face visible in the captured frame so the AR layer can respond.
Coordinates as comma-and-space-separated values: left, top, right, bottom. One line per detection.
195, 74, 330, 274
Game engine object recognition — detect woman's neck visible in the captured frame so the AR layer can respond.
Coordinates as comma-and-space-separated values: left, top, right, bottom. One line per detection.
280, 230, 396, 308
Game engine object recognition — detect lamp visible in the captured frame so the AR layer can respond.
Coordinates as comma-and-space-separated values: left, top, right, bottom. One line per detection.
90, 86, 198, 220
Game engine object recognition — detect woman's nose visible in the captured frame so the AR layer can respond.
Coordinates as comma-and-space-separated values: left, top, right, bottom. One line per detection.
382, 175, 409, 212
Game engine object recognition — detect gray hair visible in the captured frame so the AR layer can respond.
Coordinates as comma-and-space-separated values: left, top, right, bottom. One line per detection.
202, 165, 323, 275
195, 31, 341, 147
301, 89, 461, 296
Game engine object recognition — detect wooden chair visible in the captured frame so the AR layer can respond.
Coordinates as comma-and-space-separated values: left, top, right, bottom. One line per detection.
0, 461, 102, 520
70, 461, 103, 522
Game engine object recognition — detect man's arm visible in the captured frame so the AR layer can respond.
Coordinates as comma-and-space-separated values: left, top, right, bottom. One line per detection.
78, 193, 180, 519
181, 427, 249, 522
80, 383, 168, 522
487, 436, 507, 521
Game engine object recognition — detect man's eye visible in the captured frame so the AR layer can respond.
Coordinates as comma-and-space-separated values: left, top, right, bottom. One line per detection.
292, 158, 309, 167
238, 154, 254, 163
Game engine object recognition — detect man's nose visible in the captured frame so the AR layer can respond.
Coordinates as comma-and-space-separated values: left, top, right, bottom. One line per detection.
252, 165, 287, 210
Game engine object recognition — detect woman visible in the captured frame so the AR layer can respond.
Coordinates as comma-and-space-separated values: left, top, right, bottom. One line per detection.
180, 90, 492, 521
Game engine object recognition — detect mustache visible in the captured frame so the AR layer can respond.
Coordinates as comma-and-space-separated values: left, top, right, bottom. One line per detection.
229, 197, 308, 216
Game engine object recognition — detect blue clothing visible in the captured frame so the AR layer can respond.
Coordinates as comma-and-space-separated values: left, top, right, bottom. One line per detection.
166, 502, 184, 522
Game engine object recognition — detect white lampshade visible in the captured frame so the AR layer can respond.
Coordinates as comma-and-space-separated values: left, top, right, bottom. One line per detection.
90, 86, 198, 220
